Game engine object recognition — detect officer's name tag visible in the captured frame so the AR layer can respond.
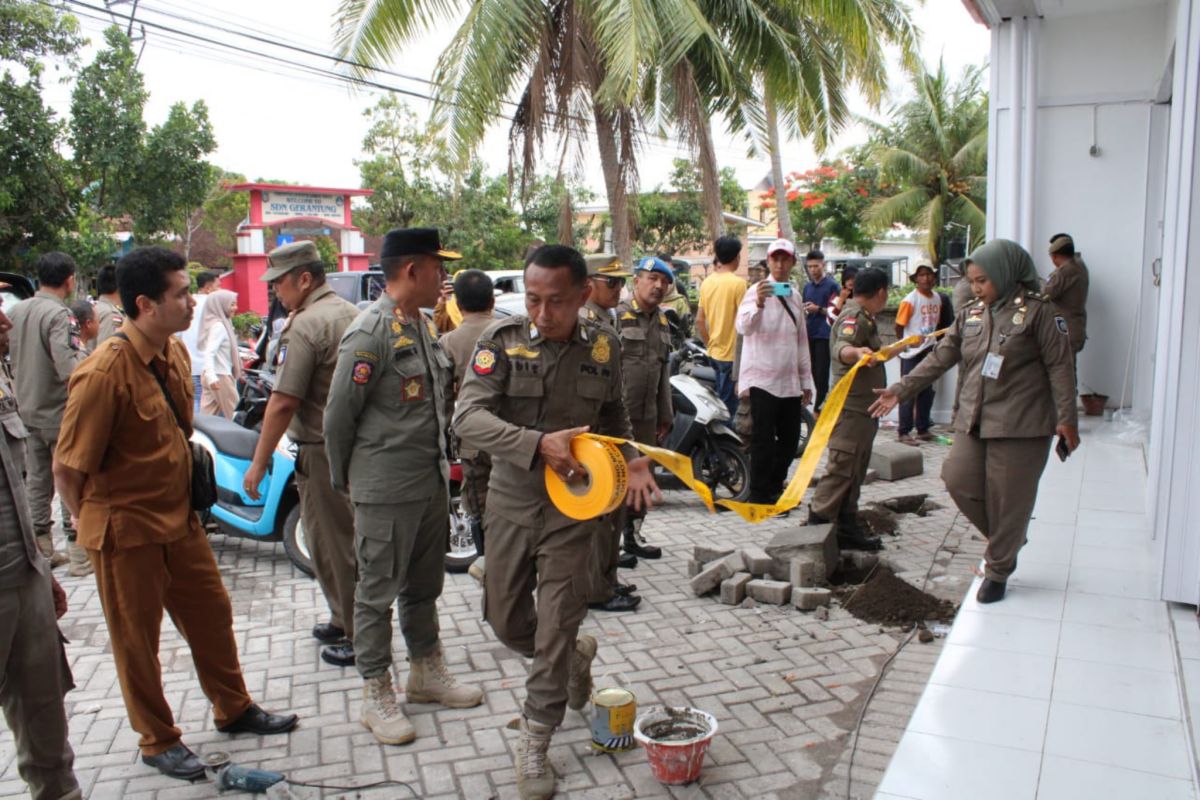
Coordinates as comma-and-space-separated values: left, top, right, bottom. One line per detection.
982, 353, 1004, 380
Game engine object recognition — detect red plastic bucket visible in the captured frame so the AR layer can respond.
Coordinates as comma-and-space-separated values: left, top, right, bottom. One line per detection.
633, 707, 718, 785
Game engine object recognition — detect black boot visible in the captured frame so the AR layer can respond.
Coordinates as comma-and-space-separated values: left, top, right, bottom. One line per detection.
617, 551, 638, 569
836, 513, 882, 552
469, 516, 485, 557
589, 593, 642, 612
623, 521, 661, 559
976, 579, 1007, 604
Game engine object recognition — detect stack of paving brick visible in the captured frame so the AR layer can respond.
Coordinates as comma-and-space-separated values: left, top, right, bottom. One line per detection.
687, 524, 838, 611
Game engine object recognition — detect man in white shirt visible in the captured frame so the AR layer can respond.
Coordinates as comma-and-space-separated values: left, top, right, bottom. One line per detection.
893, 265, 951, 443
181, 271, 220, 411
735, 239, 815, 505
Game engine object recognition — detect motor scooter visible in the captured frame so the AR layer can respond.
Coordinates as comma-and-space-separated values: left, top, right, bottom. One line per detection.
190, 414, 312, 576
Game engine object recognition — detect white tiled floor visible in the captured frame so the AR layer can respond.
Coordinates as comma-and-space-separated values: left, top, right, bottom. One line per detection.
876, 420, 1200, 800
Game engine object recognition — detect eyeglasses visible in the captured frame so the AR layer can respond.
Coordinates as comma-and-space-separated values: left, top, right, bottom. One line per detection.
592, 276, 625, 289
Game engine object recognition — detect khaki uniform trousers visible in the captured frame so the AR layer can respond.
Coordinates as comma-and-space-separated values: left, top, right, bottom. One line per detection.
25, 427, 75, 542
593, 418, 656, 597
810, 412, 878, 520
0, 571, 81, 800
294, 444, 357, 637
484, 513, 599, 727
88, 525, 253, 755
351, 485, 448, 680
943, 433, 1052, 582
200, 375, 239, 419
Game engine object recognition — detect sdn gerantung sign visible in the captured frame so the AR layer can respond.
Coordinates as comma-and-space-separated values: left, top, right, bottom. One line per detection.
261, 191, 345, 226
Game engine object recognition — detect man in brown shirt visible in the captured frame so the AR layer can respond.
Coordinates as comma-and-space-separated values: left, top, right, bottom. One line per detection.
1045, 233, 1089, 356
244, 241, 361, 668
440, 269, 495, 575
53, 247, 298, 781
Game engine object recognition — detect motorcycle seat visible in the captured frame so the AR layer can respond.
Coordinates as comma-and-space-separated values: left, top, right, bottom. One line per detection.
193, 414, 260, 462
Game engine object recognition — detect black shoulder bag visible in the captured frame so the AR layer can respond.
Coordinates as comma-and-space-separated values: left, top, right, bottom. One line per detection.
116, 333, 217, 511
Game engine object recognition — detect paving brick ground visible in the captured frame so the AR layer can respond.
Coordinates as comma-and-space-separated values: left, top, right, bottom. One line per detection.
0, 428, 984, 800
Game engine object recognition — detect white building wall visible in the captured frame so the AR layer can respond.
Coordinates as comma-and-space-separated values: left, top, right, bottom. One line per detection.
989, 5, 1171, 412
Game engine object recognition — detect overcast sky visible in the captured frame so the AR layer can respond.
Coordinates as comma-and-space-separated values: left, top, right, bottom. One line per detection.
46, 0, 990, 196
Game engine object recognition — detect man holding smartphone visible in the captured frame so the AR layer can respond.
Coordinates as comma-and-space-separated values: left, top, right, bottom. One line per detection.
735, 239, 815, 505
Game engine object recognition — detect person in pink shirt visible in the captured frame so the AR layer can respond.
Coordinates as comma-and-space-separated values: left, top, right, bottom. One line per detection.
736, 239, 815, 505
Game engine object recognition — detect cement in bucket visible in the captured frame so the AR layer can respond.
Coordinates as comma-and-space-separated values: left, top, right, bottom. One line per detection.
633, 706, 718, 785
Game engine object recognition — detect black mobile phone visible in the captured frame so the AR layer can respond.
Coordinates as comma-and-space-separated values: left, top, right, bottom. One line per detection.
1055, 436, 1071, 462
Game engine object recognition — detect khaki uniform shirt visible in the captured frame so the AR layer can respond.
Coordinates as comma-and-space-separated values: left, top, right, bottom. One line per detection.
0, 415, 43, 589
0, 362, 28, 443
829, 301, 886, 415
56, 323, 198, 551
1043, 255, 1089, 353
7, 291, 86, 430
580, 301, 618, 336
324, 297, 452, 504
893, 291, 1078, 438
272, 285, 359, 444
440, 312, 496, 392
452, 315, 634, 533
614, 300, 672, 427
94, 297, 126, 347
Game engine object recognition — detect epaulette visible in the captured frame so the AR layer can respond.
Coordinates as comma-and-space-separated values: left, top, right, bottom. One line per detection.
479, 314, 526, 341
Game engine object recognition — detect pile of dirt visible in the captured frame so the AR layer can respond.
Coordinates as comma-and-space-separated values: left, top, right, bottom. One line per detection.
857, 507, 898, 536
837, 567, 957, 626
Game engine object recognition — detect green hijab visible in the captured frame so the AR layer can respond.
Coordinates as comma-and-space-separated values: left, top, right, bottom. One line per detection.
965, 239, 1042, 311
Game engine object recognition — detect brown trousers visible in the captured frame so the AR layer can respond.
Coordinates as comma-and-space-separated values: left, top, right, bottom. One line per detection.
942, 433, 1052, 582
88, 524, 252, 755
460, 452, 492, 520
810, 412, 878, 520
484, 513, 601, 727
200, 375, 239, 419
594, 417, 657, 597
295, 444, 357, 637
0, 571, 81, 800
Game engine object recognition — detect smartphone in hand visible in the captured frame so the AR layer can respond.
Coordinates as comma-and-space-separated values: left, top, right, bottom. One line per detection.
1055, 436, 1071, 462
772, 282, 793, 297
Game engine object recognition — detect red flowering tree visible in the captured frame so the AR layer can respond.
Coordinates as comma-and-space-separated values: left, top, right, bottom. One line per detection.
758, 159, 883, 254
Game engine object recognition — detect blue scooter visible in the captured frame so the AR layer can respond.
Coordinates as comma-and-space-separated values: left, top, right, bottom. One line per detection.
190, 414, 312, 576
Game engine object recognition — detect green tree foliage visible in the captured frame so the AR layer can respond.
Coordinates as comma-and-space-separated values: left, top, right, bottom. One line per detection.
864, 61, 988, 265
760, 159, 885, 255
355, 95, 449, 236
132, 100, 217, 242
0, 0, 82, 267
632, 159, 744, 256
313, 235, 339, 271
70, 26, 147, 217
517, 175, 595, 250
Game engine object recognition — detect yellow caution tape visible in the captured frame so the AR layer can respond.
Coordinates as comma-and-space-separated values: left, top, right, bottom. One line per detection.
544, 437, 629, 520
544, 329, 949, 523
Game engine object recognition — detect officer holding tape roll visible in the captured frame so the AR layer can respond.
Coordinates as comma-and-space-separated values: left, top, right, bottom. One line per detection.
453, 244, 661, 800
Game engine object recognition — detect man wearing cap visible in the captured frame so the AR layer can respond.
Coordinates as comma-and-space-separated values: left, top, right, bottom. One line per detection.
736, 238, 814, 506
801, 250, 840, 411
8, 252, 87, 573
325, 228, 484, 746
453, 244, 660, 800
1045, 234, 1089, 361
893, 264, 953, 444
581, 254, 629, 332
243, 241, 361, 667
611, 257, 673, 570
440, 269, 496, 579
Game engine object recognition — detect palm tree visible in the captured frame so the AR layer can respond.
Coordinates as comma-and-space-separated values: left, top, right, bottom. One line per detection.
333, 0, 722, 264
864, 60, 988, 265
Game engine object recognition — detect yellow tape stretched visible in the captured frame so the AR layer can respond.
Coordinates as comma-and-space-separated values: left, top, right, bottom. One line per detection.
547, 329, 949, 524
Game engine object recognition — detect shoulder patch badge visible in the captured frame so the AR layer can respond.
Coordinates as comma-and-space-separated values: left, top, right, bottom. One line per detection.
351, 360, 374, 385
1055, 315, 1069, 335
473, 343, 499, 376
592, 335, 611, 365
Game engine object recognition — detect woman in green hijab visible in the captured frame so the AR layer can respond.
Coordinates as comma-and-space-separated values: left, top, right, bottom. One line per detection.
869, 239, 1079, 604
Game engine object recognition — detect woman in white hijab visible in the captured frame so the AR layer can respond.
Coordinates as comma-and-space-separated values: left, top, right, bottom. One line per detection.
199, 289, 242, 417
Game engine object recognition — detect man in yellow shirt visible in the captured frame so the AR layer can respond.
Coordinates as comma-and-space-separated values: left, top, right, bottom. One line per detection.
696, 236, 748, 414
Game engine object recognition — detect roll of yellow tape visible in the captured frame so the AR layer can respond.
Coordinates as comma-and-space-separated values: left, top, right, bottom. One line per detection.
545, 437, 628, 520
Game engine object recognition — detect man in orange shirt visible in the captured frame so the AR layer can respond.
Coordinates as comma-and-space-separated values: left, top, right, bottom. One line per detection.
54, 247, 297, 781
696, 236, 748, 414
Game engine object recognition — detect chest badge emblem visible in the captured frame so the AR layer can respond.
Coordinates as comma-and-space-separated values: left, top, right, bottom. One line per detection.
592, 335, 611, 365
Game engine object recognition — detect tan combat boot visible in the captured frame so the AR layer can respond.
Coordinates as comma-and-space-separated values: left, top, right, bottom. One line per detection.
361, 672, 415, 745
36, 535, 67, 568
67, 543, 93, 578
514, 716, 556, 800
566, 634, 597, 711
406, 645, 483, 708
